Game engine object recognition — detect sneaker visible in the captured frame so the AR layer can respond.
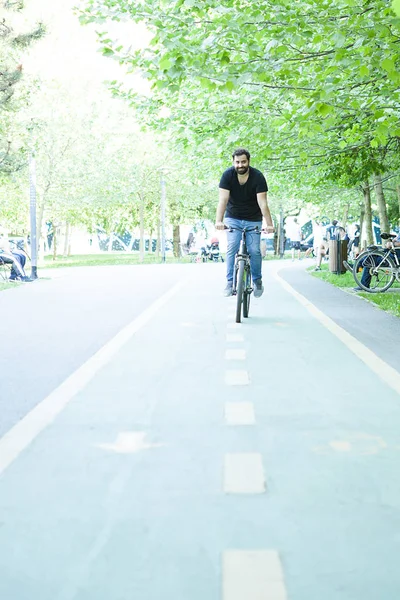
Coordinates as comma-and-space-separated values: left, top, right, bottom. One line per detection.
253, 279, 264, 298
353, 286, 363, 292
314, 267, 321, 271
20, 276, 34, 282
223, 283, 233, 297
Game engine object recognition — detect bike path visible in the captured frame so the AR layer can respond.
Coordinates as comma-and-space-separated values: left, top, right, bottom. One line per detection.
278, 260, 400, 373
1, 263, 400, 599
0, 264, 191, 437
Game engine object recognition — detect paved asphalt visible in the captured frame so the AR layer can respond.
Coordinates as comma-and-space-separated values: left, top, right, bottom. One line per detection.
1, 259, 400, 600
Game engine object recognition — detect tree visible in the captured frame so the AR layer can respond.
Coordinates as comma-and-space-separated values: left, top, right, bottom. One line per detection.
0, 1, 45, 173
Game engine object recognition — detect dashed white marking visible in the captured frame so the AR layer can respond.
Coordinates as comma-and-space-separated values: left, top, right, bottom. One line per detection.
225, 349, 246, 360
96, 432, 165, 454
223, 550, 287, 600
0, 281, 184, 477
225, 402, 255, 425
224, 453, 265, 493
227, 322, 241, 329
226, 334, 244, 343
330, 441, 352, 452
225, 370, 250, 385
275, 269, 400, 396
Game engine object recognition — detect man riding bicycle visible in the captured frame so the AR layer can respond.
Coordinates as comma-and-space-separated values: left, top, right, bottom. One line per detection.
215, 148, 274, 297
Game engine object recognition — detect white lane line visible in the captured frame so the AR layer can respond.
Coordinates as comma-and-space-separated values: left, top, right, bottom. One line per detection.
223, 550, 287, 600
330, 441, 352, 452
226, 334, 244, 343
225, 402, 255, 425
227, 322, 241, 329
225, 349, 246, 360
0, 282, 184, 478
224, 453, 265, 494
225, 370, 250, 386
275, 270, 400, 396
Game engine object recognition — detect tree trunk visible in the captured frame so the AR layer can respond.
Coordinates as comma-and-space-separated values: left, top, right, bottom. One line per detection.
108, 229, 114, 252
362, 182, 373, 246
156, 219, 160, 259
68, 226, 72, 256
396, 184, 400, 226
52, 225, 57, 261
173, 224, 180, 258
63, 222, 70, 257
139, 195, 145, 263
359, 203, 365, 249
374, 173, 390, 234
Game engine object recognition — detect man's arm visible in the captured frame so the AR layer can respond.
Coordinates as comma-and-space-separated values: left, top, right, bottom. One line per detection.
257, 192, 274, 232
215, 188, 230, 230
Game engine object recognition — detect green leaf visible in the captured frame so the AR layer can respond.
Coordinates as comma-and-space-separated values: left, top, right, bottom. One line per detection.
359, 65, 370, 77
159, 57, 173, 70
381, 58, 395, 72
316, 102, 333, 116
392, 0, 400, 16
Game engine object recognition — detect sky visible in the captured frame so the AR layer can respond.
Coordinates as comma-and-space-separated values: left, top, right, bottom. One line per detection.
17, 0, 150, 91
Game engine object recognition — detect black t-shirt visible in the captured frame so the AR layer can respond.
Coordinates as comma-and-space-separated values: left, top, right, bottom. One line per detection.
219, 166, 268, 221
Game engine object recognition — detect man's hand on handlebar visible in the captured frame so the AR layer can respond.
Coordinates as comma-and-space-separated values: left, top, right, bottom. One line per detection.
262, 224, 275, 233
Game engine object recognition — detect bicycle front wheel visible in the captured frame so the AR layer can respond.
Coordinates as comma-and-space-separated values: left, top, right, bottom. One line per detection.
243, 266, 251, 318
353, 251, 395, 292
235, 259, 245, 323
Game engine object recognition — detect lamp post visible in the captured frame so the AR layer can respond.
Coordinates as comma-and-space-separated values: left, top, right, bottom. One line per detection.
29, 149, 38, 279
279, 205, 285, 258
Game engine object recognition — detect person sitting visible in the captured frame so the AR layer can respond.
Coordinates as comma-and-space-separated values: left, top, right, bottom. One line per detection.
0, 229, 32, 282
353, 232, 400, 291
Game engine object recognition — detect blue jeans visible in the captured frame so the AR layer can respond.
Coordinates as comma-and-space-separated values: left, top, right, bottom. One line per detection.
224, 217, 263, 283
360, 249, 400, 287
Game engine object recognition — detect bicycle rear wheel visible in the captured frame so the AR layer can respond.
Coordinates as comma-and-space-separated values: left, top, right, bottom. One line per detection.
243, 266, 251, 318
235, 259, 245, 323
353, 251, 395, 292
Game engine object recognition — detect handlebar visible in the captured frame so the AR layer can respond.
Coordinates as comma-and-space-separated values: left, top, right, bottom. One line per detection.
224, 225, 260, 233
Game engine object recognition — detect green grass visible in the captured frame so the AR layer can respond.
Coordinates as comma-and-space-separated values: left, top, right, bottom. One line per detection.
40, 253, 193, 268
358, 291, 400, 317
309, 263, 400, 318
308, 263, 354, 287
38, 251, 290, 269
0, 280, 21, 291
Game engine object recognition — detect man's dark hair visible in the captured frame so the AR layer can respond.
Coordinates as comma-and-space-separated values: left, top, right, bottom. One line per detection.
332, 219, 338, 226
232, 148, 250, 160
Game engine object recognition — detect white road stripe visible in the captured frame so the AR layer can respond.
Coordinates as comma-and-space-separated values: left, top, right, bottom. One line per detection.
0, 282, 184, 477
275, 270, 400, 396
224, 453, 265, 493
227, 322, 241, 329
225, 370, 250, 385
225, 349, 246, 360
226, 334, 244, 343
225, 402, 255, 425
223, 550, 287, 600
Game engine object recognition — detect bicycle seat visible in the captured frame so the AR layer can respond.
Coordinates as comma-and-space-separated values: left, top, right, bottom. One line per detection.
380, 232, 397, 240
366, 245, 380, 251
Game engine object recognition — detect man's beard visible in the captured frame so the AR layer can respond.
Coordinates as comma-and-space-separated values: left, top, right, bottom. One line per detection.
235, 166, 249, 174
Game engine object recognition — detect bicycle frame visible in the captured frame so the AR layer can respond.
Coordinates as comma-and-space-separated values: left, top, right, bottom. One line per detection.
225, 225, 260, 322
226, 226, 259, 294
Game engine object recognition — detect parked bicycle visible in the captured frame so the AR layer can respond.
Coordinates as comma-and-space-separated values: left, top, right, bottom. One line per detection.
352, 232, 400, 293
225, 225, 260, 323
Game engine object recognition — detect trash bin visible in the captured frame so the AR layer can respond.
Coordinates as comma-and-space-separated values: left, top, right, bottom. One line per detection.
329, 239, 348, 274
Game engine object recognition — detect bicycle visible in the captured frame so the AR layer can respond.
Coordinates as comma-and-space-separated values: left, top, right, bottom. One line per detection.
226, 225, 260, 323
352, 232, 400, 293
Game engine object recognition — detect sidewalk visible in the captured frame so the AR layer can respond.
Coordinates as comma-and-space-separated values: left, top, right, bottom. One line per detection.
278, 260, 400, 373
